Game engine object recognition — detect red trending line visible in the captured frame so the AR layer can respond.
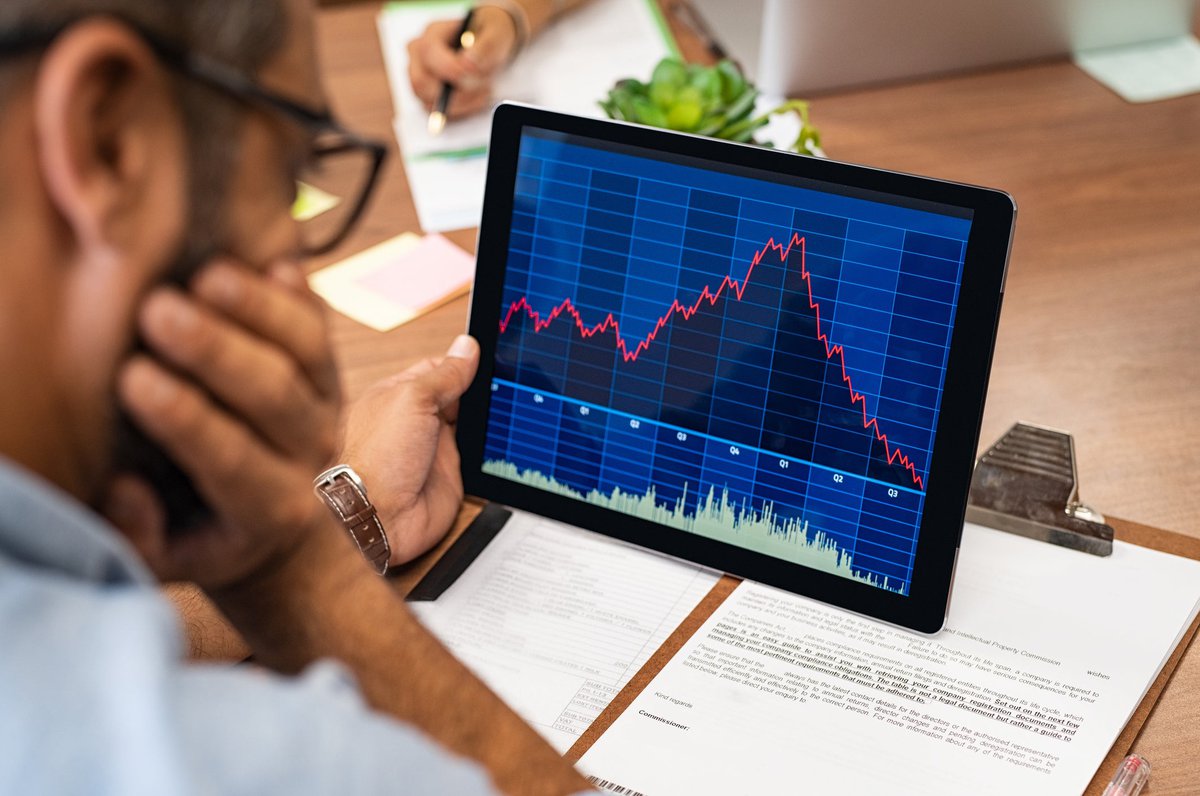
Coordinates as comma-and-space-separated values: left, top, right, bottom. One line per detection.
498, 233, 926, 489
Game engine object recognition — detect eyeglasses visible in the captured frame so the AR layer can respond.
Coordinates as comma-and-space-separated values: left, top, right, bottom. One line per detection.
0, 17, 388, 256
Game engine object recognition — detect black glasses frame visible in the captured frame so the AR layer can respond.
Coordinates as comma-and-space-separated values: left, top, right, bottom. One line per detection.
0, 16, 389, 256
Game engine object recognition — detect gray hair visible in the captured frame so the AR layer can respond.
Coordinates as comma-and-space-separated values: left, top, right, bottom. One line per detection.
0, 1, 288, 80
0, 0, 290, 255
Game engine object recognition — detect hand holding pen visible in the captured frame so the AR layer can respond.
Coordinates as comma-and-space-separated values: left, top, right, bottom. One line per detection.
407, 5, 523, 131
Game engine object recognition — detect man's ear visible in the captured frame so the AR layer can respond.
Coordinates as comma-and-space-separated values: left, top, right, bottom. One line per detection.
33, 18, 187, 265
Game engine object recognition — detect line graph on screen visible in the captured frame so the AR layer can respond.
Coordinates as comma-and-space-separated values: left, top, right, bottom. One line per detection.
481, 131, 970, 593
498, 233, 927, 489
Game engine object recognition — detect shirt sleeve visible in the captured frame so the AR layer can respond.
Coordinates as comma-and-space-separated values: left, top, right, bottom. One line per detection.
173, 659, 501, 794
0, 551, 594, 796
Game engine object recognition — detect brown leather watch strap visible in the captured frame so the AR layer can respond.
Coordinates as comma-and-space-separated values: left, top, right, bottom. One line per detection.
314, 466, 390, 575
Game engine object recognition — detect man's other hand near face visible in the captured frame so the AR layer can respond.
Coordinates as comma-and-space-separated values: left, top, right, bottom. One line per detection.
104, 257, 342, 589
0, 0, 592, 792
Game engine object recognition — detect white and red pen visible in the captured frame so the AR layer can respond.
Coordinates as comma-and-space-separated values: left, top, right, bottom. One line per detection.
1103, 754, 1150, 796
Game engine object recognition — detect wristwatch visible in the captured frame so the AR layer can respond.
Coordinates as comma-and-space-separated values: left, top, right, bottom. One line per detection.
313, 465, 391, 575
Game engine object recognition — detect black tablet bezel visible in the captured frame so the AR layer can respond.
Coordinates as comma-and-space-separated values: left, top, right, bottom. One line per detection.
457, 103, 1015, 633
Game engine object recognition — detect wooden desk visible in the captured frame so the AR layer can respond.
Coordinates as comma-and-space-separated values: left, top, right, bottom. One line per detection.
313, 4, 1200, 791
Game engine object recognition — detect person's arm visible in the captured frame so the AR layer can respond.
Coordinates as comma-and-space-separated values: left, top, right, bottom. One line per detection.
165, 583, 249, 662
113, 263, 590, 795
162, 339, 496, 662
407, 0, 591, 119
211, 496, 588, 796
488, 0, 591, 41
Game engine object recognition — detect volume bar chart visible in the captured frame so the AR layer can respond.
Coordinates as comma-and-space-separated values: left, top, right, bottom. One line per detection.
484, 379, 920, 590
484, 129, 971, 593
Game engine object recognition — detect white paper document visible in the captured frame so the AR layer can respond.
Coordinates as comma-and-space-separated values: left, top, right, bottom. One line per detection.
578, 524, 1200, 796
410, 510, 721, 752
378, 0, 674, 232
1075, 35, 1200, 103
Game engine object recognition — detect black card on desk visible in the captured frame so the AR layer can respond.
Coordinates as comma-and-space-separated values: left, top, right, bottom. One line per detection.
406, 504, 512, 602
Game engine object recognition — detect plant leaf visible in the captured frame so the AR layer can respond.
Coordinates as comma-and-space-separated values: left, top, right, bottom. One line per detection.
650, 58, 688, 90
722, 86, 759, 124
716, 59, 747, 103
632, 96, 669, 128
667, 98, 703, 130
689, 67, 722, 105
696, 113, 729, 136
601, 57, 822, 155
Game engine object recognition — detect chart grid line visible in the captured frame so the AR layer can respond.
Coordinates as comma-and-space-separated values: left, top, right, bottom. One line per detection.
487, 131, 972, 593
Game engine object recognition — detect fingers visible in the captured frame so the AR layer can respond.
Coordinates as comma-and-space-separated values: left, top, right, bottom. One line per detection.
410, 19, 478, 85
442, 85, 493, 118
191, 261, 339, 400
406, 11, 517, 118
267, 260, 310, 293
408, 53, 493, 114
462, 6, 519, 73
139, 285, 336, 466
399, 335, 480, 421
119, 358, 291, 513
407, 21, 475, 108
117, 357, 327, 585
434, 335, 480, 422
407, 52, 442, 108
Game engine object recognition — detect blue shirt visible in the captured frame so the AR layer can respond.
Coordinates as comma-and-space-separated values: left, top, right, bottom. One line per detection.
0, 456, 509, 794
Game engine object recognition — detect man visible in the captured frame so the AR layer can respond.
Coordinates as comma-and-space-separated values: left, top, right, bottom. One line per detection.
0, 0, 594, 792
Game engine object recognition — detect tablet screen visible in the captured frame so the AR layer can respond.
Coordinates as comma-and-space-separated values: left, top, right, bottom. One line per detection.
481, 127, 974, 597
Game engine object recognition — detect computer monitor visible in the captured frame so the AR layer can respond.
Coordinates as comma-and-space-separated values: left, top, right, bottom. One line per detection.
690, 0, 1196, 95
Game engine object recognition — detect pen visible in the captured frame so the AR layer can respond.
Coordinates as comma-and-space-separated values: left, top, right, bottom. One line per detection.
1102, 754, 1150, 796
427, 7, 476, 136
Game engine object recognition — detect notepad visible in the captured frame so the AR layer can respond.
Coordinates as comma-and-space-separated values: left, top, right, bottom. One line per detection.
1075, 35, 1200, 103
308, 233, 474, 331
377, 0, 675, 232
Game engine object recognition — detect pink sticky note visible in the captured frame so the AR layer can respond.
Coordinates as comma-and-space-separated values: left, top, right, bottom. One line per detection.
358, 233, 474, 306
309, 233, 476, 332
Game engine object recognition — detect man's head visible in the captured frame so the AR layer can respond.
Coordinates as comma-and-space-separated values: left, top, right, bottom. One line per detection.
0, 0, 325, 505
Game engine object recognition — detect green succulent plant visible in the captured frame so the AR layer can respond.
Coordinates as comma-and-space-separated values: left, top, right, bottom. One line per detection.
600, 57, 821, 156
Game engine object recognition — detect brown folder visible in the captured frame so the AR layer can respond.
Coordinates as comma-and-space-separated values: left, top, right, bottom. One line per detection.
564, 517, 1200, 796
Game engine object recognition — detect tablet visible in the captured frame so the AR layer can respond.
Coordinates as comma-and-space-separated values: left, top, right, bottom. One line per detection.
458, 104, 1015, 633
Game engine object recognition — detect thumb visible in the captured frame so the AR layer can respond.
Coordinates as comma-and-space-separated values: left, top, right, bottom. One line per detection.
462, 21, 515, 74
419, 335, 480, 413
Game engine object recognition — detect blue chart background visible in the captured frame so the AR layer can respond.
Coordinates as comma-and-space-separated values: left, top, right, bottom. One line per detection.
484, 129, 972, 593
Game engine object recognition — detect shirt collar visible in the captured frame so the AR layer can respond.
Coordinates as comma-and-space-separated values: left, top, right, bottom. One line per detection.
0, 455, 153, 585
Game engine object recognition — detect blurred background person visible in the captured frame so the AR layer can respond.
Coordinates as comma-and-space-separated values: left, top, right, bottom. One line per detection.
407, 0, 590, 120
